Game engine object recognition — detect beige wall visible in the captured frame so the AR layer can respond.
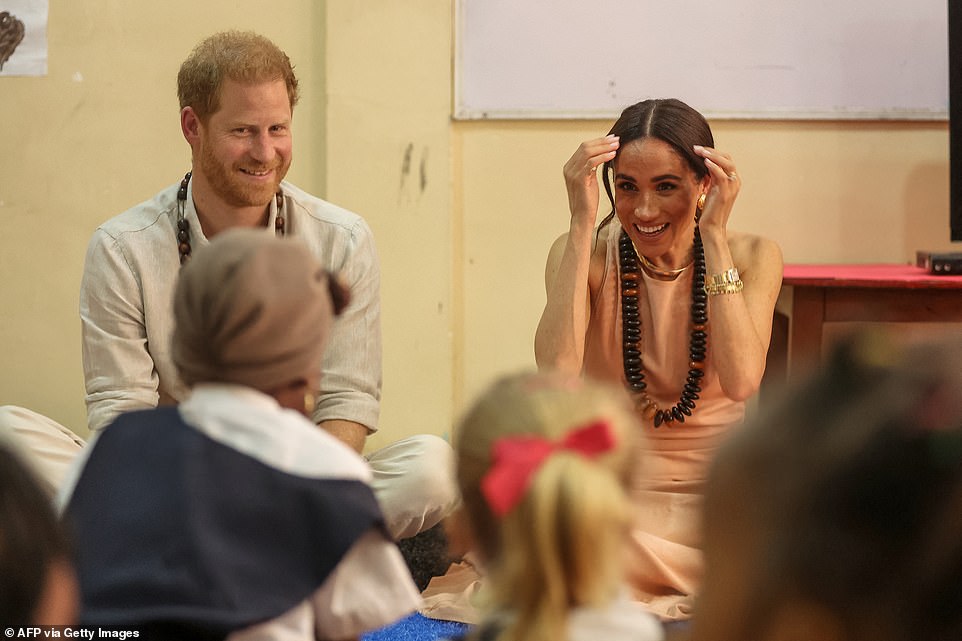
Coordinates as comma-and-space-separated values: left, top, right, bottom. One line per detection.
0, 1, 325, 438
1, 1, 956, 447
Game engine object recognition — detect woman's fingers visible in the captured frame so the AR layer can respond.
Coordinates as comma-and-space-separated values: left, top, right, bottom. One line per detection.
563, 136, 619, 223
695, 145, 740, 187
588, 135, 620, 170
565, 136, 619, 178
705, 157, 740, 185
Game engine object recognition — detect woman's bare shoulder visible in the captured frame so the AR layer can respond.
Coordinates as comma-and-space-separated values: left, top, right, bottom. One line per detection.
728, 230, 783, 272
589, 222, 617, 284
543, 222, 613, 288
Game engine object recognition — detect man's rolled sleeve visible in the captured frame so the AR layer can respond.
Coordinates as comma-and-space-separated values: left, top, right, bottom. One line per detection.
80, 229, 160, 432
312, 217, 382, 432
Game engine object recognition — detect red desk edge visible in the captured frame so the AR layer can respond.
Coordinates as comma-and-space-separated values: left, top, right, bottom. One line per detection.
782, 264, 962, 289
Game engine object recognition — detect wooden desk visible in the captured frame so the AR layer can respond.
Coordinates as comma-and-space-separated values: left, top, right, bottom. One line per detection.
767, 264, 962, 383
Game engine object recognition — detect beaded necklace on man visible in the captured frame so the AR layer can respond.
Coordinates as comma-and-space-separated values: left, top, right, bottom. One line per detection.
175, 171, 286, 265
619, 227, 707, 427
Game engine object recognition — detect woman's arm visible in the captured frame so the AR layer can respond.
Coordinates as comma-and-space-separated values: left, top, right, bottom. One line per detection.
694, 146, 784, 401
534, 136, 619, 373
707, 233, 783, 401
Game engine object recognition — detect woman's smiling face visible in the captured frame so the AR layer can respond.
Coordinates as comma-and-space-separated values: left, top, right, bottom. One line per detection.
613, 137, 707, 265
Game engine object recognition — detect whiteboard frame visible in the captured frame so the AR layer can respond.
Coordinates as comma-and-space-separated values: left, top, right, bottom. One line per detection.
453, 0, 949, 122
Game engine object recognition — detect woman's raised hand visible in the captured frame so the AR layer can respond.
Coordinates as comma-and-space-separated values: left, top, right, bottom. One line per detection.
693, 145, 741, 233
563, 135, 619, 228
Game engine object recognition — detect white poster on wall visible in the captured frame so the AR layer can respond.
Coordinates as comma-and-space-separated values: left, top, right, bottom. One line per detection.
0, 0, 48, 76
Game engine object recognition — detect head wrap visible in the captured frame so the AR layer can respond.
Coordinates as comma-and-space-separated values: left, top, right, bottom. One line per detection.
172, 228, 338, 393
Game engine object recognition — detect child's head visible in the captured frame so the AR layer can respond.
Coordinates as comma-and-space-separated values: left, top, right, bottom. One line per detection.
0, 443, 78, 624
455, 371, 643, 639
696, 331, 962, 641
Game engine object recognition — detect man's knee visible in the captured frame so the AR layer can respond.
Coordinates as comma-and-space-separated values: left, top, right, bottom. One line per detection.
368, 434, 460, 539
0, 406, 85, 496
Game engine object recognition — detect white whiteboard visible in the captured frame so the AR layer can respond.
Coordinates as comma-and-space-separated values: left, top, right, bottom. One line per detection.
454, 0, 949, 120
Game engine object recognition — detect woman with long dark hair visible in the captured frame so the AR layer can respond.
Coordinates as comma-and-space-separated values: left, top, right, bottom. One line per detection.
535, 98, 783, 620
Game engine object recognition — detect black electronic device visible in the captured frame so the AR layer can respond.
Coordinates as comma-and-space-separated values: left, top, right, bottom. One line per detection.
916, 4, 961, 269
916, 250, 962, 274
951, 0, 962, 241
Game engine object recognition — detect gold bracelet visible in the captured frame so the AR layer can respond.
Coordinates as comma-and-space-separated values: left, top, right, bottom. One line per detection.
704, 267, 744, 296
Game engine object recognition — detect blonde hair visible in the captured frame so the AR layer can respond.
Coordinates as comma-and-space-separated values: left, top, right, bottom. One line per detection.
177, 30, 299, 122
456, 371, 643, 641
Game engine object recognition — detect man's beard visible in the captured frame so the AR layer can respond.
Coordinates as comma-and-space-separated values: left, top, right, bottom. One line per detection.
198, 142, 288, 208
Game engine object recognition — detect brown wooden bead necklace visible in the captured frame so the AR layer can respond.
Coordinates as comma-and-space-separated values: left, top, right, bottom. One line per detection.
619, 227, 708, 427
175, 171, 285, 266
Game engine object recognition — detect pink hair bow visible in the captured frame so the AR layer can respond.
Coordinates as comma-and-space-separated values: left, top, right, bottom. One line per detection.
480, 420, 617, 517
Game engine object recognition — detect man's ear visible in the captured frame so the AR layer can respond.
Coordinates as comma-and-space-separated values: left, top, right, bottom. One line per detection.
766, 601, 844, 641
180, 106, 202, 146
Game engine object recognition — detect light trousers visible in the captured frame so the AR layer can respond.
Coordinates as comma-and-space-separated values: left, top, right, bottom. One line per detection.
0, 405, 458, 540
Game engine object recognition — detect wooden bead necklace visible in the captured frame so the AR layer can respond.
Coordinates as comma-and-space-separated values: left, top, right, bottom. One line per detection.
175, 171, 285, 266
619, 228, 708, 427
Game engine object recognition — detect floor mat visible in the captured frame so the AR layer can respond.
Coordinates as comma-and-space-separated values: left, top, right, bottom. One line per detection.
361, 612, 470, 641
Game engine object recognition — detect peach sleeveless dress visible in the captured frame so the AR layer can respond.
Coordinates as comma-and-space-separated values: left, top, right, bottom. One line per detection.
582, 225, 745, 620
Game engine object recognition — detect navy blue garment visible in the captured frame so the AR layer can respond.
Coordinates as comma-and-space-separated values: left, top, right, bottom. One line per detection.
65, 407, 385, 638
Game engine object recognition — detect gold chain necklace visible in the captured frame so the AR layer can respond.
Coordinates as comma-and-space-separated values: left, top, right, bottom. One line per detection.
636, 252, 693, 281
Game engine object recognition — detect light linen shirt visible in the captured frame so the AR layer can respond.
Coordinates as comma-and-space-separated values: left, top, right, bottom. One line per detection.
79, 179, 382, 434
